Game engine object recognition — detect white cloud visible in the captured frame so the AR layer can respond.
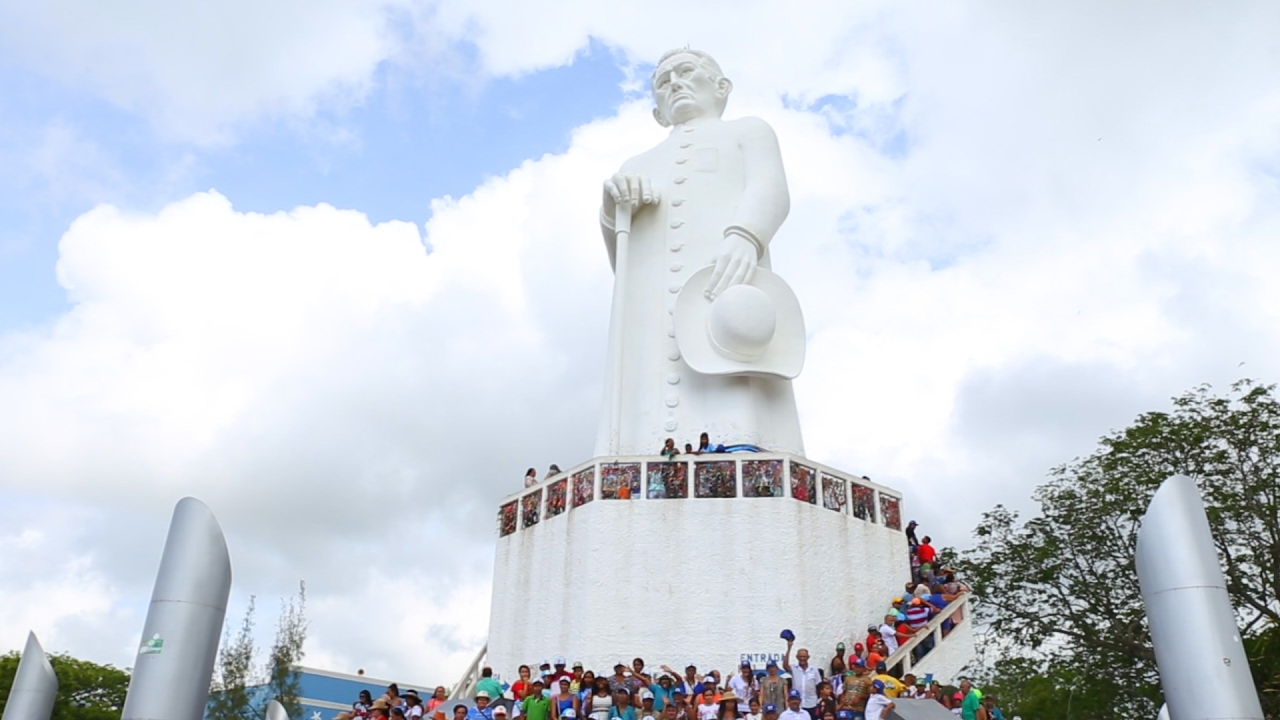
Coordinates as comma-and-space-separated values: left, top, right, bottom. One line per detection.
3, 0, 1280, 690
0, 0, 406, 143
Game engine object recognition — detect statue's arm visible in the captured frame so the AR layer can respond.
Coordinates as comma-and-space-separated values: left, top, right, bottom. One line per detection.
728, 117, 791, 254
600, 159, 651, 273
600, 200, 619, 272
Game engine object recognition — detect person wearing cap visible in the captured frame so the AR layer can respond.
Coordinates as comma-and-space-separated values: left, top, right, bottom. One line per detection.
668, 688, 689, 720
660, 703, 681, 720
781, 638, 821, 717
469, 692, 496, 720
728, 661, 758, 707
522, 680, 553, 720
612, 685, 638, 720
370, 700, 391, 720
757, 659, 786, 713
695, 681, 721, 720
493, 708, 510, 720
904, 598, 935, 661
834, 710, 854, 720
760, 704, 778, 720
553, 678, 581, 720
862, 683, 892, 720
570, 664, 586, 694
868, 666, 901, 700
638, 688, 658, 720
828, 644, 846, 679
550, 658, 574, 688
647, 673, 675, 711
777, 691, 807, 720
905, 520, 918, 547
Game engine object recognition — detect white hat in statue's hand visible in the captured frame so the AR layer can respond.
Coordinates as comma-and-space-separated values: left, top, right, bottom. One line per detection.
674, 266, 805, 379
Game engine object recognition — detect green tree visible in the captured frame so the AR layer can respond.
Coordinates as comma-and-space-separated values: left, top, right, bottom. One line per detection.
0, 652, 130, 720
209, 595, 258, 720
957, 380, 1280, 720
266, 582, 308, 719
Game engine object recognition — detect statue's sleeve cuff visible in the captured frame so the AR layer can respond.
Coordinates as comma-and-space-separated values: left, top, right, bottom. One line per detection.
724, 225, 765, 259
600, 207, 616, 232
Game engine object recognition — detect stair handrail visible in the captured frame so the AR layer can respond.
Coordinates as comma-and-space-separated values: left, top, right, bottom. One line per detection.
447, 642, 489, 704
882, 592, 971, 676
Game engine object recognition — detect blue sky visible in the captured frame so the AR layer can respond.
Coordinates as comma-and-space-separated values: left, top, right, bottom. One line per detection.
0, 42, 627, 331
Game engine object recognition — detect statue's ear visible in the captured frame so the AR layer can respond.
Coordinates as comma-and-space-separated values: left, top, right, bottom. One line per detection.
717, 77, 734, 100
652, 106, 671, 128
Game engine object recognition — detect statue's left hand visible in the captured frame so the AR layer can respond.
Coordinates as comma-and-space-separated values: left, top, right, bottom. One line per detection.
705, 233, 759, 300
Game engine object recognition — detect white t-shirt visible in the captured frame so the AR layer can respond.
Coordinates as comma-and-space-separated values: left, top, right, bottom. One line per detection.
790, 666, 822, 708
865, 695, 894, 720
729, 676, 757, 705
697, 703, 719, 720
878, 624, 899, 655
779, 709, 809, 720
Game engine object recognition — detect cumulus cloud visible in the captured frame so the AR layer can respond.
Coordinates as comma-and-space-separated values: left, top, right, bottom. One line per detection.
3, 0, 1280, 687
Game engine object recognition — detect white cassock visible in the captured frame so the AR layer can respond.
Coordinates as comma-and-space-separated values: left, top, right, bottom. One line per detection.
595, 115, 806, 457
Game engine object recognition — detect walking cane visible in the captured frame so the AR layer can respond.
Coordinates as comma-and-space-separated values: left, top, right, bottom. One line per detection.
605, 199, 633, 454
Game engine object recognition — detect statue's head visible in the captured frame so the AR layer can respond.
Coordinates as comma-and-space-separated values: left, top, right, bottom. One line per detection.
651, 48, 732, 127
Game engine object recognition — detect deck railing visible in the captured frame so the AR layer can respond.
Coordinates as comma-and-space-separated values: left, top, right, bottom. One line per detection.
882, 593, 971, 676
496, 452, 906, 537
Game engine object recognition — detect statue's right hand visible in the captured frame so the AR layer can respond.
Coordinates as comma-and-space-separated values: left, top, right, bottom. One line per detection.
603, 173, 659, 213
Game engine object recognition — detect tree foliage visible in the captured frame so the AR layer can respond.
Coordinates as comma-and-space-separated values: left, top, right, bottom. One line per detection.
0, 652, 130, 720
209, 595, 258, 720
957, 380, 1280, 720
267, 582, 308, 720
207, 582, 308, 720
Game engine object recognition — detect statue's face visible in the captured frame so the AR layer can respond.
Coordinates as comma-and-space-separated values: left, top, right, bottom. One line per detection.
652, 53, 727, 125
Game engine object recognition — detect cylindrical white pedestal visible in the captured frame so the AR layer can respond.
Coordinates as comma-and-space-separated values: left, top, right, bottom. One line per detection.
487, 453, 910, 678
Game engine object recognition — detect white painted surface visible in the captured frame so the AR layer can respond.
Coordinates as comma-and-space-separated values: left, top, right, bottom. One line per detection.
488, 454, 913, 679
596, 48, 805, 456
909, 616, 975, 685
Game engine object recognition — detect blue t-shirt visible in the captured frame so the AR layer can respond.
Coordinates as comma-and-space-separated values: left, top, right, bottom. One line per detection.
648, 685, 672, 711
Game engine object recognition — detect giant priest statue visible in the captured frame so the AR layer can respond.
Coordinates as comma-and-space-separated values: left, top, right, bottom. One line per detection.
596, 48, 807, 457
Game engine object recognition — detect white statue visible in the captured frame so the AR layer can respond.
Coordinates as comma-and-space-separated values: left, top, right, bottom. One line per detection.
596, 48, 806, 457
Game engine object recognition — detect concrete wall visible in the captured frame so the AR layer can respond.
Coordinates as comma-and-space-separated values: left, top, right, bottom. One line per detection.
910, 616, 976, 685
487, 453, 911, 680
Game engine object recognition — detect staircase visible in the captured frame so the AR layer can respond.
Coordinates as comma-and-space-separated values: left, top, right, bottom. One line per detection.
882, 594, 975, 682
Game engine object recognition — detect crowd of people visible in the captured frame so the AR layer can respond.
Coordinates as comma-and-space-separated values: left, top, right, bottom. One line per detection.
344, 525, 989, 720
521, 434, 769, 489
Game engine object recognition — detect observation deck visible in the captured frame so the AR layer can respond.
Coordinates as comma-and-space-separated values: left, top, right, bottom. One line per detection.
487, 452, 931, 679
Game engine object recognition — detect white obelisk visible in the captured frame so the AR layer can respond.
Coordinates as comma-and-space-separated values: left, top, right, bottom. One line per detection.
1, 632, 58, 720
1136, 475, 1263, 720
122, 497, 233, 720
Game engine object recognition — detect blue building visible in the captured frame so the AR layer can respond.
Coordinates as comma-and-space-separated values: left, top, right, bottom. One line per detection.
210, 666, 439, 720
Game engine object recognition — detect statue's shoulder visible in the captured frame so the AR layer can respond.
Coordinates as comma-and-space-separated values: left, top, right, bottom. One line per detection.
726, 116, 781, 143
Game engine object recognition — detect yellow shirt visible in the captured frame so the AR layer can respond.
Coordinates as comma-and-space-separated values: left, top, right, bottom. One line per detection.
872, 675, 904, 699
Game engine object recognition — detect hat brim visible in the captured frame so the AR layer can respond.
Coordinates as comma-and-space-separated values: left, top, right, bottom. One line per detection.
674, 266, 805, 379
